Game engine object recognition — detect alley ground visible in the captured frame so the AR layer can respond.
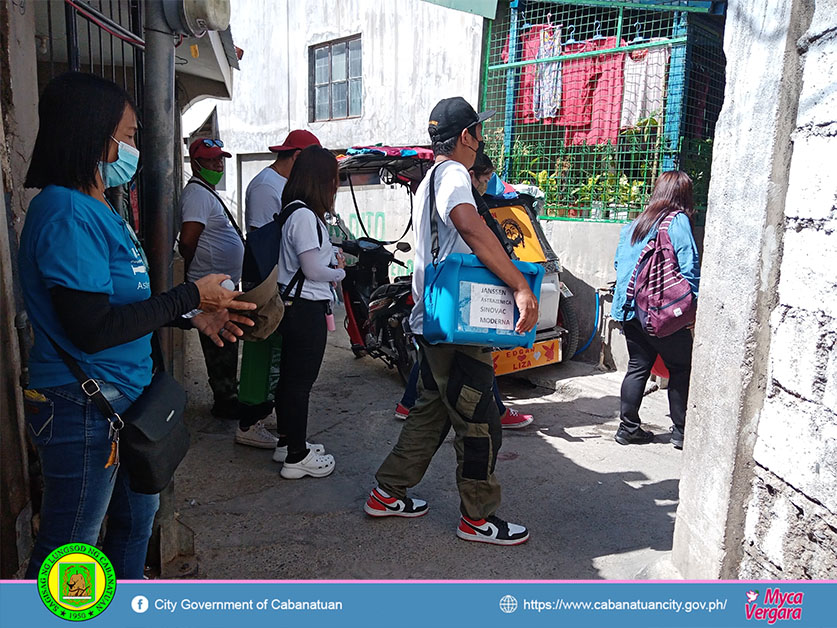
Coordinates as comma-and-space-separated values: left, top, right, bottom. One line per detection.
174, 304, 682, 580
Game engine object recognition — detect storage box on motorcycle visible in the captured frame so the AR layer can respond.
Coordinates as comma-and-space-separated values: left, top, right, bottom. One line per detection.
423, 253, 544, 349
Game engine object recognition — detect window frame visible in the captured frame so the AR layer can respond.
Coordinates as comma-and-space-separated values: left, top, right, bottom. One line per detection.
309, 34, 363, 122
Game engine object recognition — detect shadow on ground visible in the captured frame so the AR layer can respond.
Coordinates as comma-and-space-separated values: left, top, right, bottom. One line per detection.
175, 305, 682, 580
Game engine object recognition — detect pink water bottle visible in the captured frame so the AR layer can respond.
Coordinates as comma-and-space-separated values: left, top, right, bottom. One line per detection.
325, 303, 336, 332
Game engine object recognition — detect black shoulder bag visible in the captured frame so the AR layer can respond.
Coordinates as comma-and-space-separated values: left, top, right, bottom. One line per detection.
47, 334, 190, 495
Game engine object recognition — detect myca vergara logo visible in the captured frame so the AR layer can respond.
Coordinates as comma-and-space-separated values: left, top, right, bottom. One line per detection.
37, 543, 116, 621
745, 588, 803, 624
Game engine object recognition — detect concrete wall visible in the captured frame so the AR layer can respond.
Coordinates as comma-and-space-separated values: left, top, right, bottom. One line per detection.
182, 0, 484, 227
739, 0, 837, 578
672, 0, 837, 579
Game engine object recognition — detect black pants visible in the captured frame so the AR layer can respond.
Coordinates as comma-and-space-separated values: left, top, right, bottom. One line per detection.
273, 298, 328, 456
619, 318, 693, 434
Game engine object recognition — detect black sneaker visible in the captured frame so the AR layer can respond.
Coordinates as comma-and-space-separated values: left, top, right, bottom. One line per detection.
614, 426, 655, 445
670, 426, 684, 450
363, 487, 429, 518
456, 515, 529, 546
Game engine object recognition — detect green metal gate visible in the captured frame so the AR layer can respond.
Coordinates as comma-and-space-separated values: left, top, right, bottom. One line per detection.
481, 0, 726, 224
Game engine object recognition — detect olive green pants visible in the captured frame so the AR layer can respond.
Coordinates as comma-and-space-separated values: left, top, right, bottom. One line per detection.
375, 338, 503, 520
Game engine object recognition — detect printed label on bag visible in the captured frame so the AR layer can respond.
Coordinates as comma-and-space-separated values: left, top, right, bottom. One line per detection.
469, 283, 514, 331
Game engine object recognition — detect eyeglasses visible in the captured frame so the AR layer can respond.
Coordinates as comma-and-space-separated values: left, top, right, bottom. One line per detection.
201, 139, 224, 148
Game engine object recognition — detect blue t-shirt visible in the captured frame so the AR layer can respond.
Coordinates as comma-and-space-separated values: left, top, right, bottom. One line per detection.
19, 185, 153, 400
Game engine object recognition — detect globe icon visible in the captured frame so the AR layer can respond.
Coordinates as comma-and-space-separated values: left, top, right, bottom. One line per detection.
499, 595, 518, 614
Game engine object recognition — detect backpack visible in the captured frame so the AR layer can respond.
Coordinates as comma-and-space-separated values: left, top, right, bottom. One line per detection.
624, 212, 696, 337
241, 200, 323, 294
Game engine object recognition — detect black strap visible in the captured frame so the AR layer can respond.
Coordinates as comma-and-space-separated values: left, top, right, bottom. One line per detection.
347, 173, 413, 245
471, 185, 517, 260
187, 179, 246, 246
276, 200, 325, 302
45, 334, 121, 424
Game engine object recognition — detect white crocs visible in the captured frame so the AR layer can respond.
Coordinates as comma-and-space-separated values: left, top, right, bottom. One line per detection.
272, 442, 325, 463
279, 449, 335, 479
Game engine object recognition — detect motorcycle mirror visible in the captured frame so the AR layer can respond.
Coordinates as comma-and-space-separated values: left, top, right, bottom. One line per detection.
396, 242, 412, 253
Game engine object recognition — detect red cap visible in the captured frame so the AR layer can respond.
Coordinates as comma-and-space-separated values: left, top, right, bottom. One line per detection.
269, 129, 321, 153
189, 138, 232, 160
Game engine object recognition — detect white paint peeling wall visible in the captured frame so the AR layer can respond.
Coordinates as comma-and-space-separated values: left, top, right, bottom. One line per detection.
182, 0, 483, 237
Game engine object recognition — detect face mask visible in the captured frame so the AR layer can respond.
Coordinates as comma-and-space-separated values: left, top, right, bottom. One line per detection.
99, 138, 139, 188
198, 162, 224, 186
467, 127, 485, 156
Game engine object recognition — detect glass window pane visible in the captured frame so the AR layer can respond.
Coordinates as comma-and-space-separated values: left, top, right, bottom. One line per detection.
349, 79, 362, 117
349, 39, 362, 78
314, 46, 329, 84
332, 81, 348, 118
315, 85, 330, 121
331, 42, 347, 82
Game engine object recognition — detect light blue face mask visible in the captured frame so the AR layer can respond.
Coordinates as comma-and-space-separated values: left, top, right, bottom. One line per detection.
99, 137, 139, 188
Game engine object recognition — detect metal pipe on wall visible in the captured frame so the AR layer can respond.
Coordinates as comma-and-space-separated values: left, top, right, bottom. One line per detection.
141, 0, 175, 364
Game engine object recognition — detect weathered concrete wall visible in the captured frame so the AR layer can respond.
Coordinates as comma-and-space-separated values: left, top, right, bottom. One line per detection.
182, 0, 483, 221
672, 0, 830, 579
739, 0, 837, 578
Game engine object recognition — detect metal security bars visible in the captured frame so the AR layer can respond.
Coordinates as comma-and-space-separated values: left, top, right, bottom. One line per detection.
481, 1, 726, 223
34, 0, 145, 231
310, 35, 363, 122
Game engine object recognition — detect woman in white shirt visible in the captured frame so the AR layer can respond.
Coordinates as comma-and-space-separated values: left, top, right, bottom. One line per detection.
273, 146, 345, 479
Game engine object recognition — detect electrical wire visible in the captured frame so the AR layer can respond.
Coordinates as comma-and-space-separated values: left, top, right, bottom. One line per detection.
573, 290, 599, 357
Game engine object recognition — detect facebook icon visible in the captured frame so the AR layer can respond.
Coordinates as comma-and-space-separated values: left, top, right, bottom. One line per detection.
131, 595, 149, 614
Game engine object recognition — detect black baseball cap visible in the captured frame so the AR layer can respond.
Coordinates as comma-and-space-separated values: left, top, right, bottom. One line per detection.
428, 97, 495, 143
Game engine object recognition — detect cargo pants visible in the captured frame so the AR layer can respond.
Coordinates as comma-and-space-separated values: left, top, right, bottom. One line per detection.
376, 337, 503, 520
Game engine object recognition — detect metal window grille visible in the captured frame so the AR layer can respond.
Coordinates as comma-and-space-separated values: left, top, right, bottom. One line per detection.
310, 35, 363, 122
34, 0, 146, 231
481, 1, 726, 224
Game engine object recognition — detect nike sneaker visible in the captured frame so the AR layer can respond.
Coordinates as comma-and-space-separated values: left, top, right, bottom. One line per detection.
363, 487, 429, 518
456, 515, 530, 546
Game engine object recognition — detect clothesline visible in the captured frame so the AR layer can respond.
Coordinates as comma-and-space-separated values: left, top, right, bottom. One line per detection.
488, 35, 686, 71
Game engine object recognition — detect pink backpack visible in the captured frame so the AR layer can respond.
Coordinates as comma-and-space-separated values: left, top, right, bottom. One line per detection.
625, 212, 696, 337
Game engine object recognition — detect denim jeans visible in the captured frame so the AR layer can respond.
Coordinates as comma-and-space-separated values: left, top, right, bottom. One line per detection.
24, 381, 159, 579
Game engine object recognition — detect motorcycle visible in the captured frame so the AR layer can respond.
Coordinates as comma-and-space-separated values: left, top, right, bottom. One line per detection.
339, 236, 417, 383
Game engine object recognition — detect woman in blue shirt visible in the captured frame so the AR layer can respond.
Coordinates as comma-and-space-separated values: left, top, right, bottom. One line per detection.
611, 171, 700, 449
20, 72, 255, 579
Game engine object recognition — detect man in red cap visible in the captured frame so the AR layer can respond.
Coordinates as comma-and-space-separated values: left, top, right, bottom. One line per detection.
244, 130, 321, 231
179, 137, 248, 421
233, 130, 322, 448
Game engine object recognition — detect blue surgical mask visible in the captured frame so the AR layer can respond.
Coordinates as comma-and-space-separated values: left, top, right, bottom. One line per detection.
99, 137, 139, 188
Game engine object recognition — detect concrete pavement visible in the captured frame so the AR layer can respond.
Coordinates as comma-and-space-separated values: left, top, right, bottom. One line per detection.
174, 306, 682, 579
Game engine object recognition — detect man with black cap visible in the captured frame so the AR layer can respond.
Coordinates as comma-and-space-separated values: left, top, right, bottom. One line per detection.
364, 97, 539, 546
179, 137, 248, 422
244, 130, 321, 232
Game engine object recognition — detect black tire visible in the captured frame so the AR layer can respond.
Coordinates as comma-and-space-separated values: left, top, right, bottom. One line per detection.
392, 325, 417, 384
557, 295, 580, 361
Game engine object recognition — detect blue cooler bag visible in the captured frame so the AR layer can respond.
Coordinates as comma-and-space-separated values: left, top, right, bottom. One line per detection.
423, 253, 543, 348
421, 163, 544, 349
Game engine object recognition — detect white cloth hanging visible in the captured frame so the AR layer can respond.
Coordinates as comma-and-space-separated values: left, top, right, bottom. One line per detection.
620, 38, 671, 128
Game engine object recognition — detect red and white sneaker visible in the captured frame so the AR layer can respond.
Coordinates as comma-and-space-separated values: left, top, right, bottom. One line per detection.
457, 515, 529, 546
364, 487, 428, 518
394, 403, 410, 420
501, 408, 534, 429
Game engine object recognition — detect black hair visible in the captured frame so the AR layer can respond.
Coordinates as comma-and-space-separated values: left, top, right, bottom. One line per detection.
431, 135, 459, 157
470, 152, 495, 177
25, 72, 135, 190
281, 146, 338, 220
